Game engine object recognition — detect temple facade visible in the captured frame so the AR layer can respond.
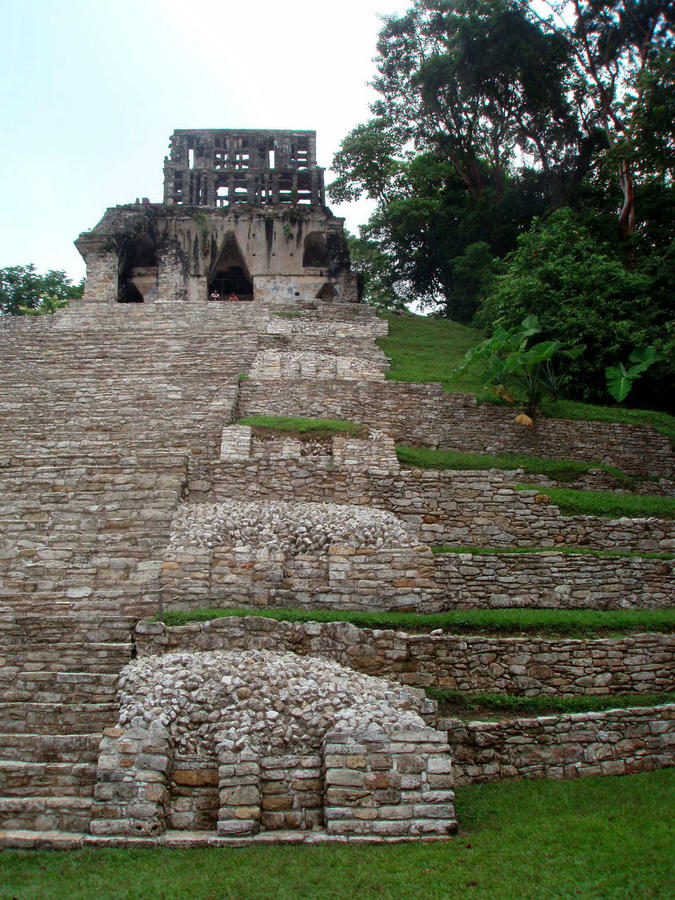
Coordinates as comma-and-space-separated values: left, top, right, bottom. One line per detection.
75, 129, 359, 305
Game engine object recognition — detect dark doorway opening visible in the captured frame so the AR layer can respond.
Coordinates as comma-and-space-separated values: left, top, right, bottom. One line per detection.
118, 236, 158, 303
208, 233, 253, 300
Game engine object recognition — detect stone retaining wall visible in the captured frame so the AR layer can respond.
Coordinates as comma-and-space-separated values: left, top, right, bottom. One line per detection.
137, 619, 675, 696
160, 544, 438, 613
443, 704, 675, 785
189, 460, 675, 553
238, 380, 673, 478
434, 551, 674, 610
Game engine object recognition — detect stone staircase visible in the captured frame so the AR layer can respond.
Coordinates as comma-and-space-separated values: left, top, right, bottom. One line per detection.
0, 294, 672, 845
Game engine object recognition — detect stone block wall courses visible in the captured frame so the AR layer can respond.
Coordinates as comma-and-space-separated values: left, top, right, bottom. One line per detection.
443, 704, 675, 785
238, 380, 673, 479
434, 551, 674, 610
137, 619, 675, 696
322, 728, 456, 837
186, 458, 675, 554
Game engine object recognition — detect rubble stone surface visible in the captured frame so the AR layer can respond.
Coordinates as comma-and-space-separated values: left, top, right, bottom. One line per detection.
117, 649, 429, 756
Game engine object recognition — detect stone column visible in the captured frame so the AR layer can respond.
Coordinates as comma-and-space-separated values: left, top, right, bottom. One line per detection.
90, 721, 172, 836
216, 739, 261, 836
322, 727, 457, 838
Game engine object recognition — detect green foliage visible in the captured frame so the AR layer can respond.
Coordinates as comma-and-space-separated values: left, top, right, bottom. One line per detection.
428, 688, 675, 718
476, 208, 671, 405
449, 313, 584, 415
395, 445, 632, 485
236, 415, 366, 437
159, 606, 675, 637
517, 484, 675, 520
17, 295, 69, 316
0, 264, 83, 316
2, 772, 674, 899
606, 345, 663, 403
377, 310, 487, 392
377, 308, 675, 436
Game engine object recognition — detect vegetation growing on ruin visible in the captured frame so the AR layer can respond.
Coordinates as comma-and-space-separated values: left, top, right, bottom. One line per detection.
378, 310, 675, 440
427, 689, 675, 719
335, 0, 674, 411
159, 606, 675, 637
237, 415, 367, 438
517, 485, 675, 520
2, 771, 673, 899
396, 445, 632, 485
432, 544, 674, 561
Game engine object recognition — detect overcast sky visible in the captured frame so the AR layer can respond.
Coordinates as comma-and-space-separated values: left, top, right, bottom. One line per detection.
1, 0, 408, 281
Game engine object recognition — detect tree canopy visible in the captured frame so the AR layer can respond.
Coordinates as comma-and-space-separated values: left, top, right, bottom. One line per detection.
330, 0, 673, 409
0, 265, 83, 317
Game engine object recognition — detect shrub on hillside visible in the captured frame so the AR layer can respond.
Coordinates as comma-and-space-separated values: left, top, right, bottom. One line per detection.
475, 209, 673, 409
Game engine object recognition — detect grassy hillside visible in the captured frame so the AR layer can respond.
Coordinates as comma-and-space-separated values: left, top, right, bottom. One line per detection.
377, 311, 675, 440
2, 771, 673, 899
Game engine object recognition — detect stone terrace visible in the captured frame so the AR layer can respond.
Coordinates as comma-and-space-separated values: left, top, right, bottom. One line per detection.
0, 294, 673, 846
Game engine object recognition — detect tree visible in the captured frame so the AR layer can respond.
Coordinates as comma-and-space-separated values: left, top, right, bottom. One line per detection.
528, 0, 674, 234
371, 0, 577, 197
0, 265, 83, 316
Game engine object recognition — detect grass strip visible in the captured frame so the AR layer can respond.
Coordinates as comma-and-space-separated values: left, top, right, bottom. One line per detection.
159, 606, 675, 636
427, 688, 675, 718
377, 310, 675, 440
517, 484, 675, 519
396, 444, 632, 485
543, 397, 675, 443
1, 772, 673, 899
431, 544, 675, 560
237, 415, 366, 438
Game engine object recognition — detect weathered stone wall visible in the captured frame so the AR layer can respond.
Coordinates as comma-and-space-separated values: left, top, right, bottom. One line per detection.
238, 380, 673, 478
443, 705, 675, 785
323, 729, 456, 837
160, 544, 437, 613
434, 551, 674, 610
188, 459, 675, 553
137, 619, 675, 696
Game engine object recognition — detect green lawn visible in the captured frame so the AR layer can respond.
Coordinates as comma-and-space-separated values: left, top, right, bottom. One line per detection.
396, 444, 632, 485
160, 606, 675, 637
377, 310, 487, 393
517, 484, 675, 520
2, 771, 673, 899
237, 415, 366, 437
378, 310, 675, 440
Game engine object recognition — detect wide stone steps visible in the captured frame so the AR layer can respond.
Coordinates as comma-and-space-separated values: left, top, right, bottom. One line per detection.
0, 761, 96, 797
0, 671, 119, 705
0, 733, 101, 763
0, 795, 93, 831
0, 702, 118, 735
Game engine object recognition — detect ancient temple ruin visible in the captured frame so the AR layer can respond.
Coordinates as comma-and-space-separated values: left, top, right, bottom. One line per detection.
75, 128, 358, 306
0, 126, 672, 851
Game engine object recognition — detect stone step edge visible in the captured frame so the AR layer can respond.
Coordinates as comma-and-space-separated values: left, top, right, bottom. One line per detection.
0, 828, 456, 850
0, 760, 97, 772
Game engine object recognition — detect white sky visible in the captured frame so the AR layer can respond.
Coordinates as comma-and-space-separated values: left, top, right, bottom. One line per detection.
1, 0, 408, 281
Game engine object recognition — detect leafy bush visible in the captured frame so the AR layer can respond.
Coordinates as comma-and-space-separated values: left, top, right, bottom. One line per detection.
476, 209, 672, 405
